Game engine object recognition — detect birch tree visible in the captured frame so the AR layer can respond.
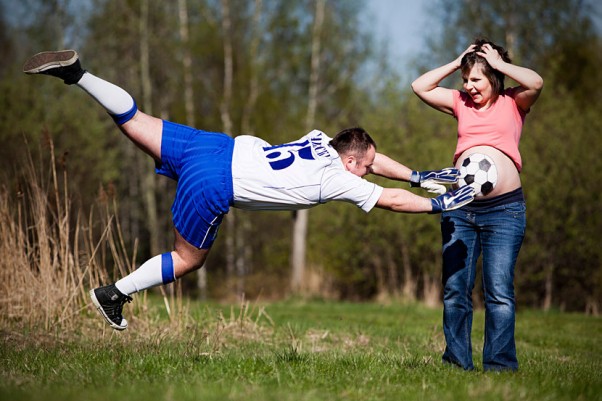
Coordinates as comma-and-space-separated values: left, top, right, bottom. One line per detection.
290, 0, 325, 293
219, 0, 240, 299
139, 0, 160, 257
235, 0, 264, 296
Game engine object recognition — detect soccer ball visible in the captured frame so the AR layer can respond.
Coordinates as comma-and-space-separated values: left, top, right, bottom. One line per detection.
458, 153, 498, 196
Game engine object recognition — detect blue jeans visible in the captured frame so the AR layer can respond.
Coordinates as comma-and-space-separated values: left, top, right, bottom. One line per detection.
440, 201, 526, 371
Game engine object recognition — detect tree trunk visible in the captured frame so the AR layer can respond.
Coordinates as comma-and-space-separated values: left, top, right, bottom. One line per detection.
543, 265, 553, 311
177, 0, 208, 299
220, 0, 239, 299
179, 0, 195, 128
139, 0, 159, 257
234, 0, 264, 296
400, 241, 416, 301
372, 255, 387, 299
585, 297, 599, 316
219, 0, 233, 136
290, 0, 325, 293
241, 0, 262, 136
291, 209, 308, 292
422, 271, 441, 308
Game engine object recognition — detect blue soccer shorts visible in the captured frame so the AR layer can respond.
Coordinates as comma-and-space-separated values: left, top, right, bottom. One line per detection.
156, 120, 234, 249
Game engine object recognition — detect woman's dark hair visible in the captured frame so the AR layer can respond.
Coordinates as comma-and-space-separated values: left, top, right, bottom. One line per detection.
330, 127, 376, 159
461, 38, 512, 99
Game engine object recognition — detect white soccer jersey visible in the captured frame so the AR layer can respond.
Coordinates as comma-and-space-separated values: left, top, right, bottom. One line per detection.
231, 130, 383, 212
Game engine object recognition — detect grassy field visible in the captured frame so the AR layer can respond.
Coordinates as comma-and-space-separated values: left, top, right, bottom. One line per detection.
1, 299, 600, 401
2, 143, 598, 401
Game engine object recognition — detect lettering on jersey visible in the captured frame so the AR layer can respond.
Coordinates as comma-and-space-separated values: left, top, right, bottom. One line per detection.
263, 140, 315, 170
310, 134, 329, 157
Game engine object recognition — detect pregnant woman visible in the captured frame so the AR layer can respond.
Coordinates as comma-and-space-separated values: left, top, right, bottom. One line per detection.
411, 38, 543, 371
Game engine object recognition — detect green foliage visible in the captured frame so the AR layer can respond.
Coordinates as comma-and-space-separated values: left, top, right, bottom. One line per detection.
520, 81, 602, 310
1, 0, 600, 310
0, 43, 120, 210
420, 0, 599, 69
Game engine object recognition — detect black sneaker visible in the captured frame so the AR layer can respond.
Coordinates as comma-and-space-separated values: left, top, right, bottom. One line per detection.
23, 50, 86, 85
90, 284, 133, 331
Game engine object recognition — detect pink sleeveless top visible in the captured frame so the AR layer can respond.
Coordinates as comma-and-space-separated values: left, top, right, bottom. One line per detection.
452, 88, 527, 171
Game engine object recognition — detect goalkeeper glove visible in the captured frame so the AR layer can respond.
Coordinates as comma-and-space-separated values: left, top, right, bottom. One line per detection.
430, 186, 475, 213
410, 168, 460, 195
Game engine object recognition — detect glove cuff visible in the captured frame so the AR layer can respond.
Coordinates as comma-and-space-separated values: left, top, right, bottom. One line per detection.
410, 171, 420, 187
430, 198, 442, 214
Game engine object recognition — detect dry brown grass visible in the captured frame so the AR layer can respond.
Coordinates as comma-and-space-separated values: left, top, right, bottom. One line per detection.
0, 136, 274, 346
0, 136, 184, 337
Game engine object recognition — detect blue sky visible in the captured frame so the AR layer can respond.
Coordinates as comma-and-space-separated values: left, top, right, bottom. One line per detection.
368, 0, 602, 71
368, 0, 427, 64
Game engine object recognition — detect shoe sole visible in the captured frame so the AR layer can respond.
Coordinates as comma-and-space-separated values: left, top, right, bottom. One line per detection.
23, 50, 79, 74
89, 289, 128, 331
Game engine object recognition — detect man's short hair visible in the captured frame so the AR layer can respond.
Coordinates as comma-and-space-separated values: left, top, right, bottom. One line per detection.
330, 127, 376, 159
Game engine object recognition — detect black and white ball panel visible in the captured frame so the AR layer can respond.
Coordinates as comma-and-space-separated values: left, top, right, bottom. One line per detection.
458, 153, 498, 197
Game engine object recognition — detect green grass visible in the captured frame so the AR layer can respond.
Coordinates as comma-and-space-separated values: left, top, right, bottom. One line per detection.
1, 300, 600, 401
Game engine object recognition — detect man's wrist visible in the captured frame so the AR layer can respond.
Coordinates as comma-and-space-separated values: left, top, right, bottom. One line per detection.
430, 198, 442, 214
410, 171, 421, 187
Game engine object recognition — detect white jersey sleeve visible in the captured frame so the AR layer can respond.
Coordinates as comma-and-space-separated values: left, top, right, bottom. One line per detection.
319, 166, 383, 212
231, 130, 383, 212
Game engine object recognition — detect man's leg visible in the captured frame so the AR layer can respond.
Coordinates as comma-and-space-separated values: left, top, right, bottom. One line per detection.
90, 228, 209, 330
115, 228, 209, 294
23, 50, 162, 161
25, 51, 217, 331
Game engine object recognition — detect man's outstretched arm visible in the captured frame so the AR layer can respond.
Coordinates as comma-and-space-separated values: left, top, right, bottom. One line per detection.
370, 153, 413, 181
376, 186, 475, 214
370, 153, 460, 195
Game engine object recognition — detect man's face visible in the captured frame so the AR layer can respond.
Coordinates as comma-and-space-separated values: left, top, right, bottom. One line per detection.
344, 145, 376, 177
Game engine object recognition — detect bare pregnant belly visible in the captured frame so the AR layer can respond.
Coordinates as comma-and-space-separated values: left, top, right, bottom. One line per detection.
454, 146, 521, 199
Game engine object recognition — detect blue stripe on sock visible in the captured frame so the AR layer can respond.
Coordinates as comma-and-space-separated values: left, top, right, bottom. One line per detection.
110, 100, 138, 125
161, 252, 175, 284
